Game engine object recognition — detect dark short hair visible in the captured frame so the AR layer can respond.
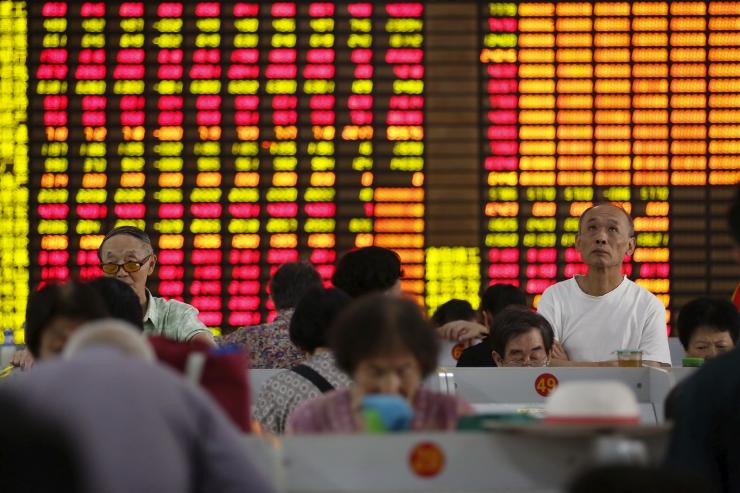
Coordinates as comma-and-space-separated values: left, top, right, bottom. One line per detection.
728, 183, 740, 245
0, 392, 83, 493
269, 262, 323, 310
431, 299, 476, 327
480, 284, 527, 319
25, 281, 110, 357
577, 202, 635, 237
85, 277, 144, 331
331, 246, 402, 298
290, 287, 351, 353
490, 307, 554, 357
676, 297, 740, 350
330, 295, 439, 378
98, 226, 153, 260
569, 465, 706, 493
664, 381, 686, 422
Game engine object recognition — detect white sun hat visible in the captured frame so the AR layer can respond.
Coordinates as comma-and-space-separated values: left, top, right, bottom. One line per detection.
544, 380, 640, 425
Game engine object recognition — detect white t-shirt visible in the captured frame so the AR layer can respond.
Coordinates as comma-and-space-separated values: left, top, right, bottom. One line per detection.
537, 276, 670, 364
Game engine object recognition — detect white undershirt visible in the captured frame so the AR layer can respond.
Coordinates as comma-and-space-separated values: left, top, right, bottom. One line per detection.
537, 276, 671, 364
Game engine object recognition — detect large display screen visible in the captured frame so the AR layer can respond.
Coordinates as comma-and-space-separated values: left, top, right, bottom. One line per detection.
26, 1, 426, 331
481, 1, 740, 324
0, 1, 737, 337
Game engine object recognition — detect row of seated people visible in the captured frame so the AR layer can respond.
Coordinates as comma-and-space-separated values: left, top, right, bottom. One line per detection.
2, 200, 740, 492
12, 201, 723, 373
437, 288, 738, 367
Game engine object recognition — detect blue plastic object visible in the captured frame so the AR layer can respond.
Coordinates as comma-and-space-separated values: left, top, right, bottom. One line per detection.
361, 394, 413, 432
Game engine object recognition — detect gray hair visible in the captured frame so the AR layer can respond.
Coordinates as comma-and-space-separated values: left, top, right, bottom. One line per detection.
62, 319, 155, 362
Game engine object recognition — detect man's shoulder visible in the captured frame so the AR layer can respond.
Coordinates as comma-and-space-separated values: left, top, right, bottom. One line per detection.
153, 296, 198, 313
621, 278, 664, 306
148, 297, 201, 328
541, 278, 577, 298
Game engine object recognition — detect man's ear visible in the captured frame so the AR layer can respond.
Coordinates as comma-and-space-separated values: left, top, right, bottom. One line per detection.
147, 254, 157, 275
574, 233, 584, 256
626, 235, 636, 256
492, 351, 504, 367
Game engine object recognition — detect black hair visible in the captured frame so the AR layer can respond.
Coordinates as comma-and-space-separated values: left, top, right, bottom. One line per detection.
489, 307, 554, 358
569, 465, 709, 493
25, 281, 110, 357
331, 246, 402, 298
0, 391, 84, 493
577, 202, 635, 237
269, 262, 323, 310
330, 294, 439, 378
98, 226, 153, 260
289, 287, 351, 353
479, 284, 528, 320
676, 297, 740, 350
85, 277, 144, 331
664, 381, 686, 422
431, 299, 476, 327
728, 183, 740, 245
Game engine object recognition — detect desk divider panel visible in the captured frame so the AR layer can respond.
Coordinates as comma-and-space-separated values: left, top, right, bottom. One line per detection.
244, 430, 669, 493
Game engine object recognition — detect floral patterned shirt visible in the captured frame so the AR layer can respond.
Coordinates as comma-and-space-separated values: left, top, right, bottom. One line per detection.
216, 309, 303, 369
254, 351, 351, 434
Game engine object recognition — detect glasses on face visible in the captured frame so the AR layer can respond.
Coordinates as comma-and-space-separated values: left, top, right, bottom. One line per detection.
505, 357, 549, 368
101, 255, 151, 275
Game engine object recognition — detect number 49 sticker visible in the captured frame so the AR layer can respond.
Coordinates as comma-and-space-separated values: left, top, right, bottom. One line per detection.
534, 373, 559, 397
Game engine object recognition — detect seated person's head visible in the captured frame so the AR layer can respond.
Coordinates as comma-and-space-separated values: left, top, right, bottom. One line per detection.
25, 281, 110, 359
490, 307, 554, 367
62, 319, 155, 362
270, 262, 323, 310
331, 295, 438, 402
85, 277, 144, 330
97, 226, 156, 304
677, 297, 740, 359
569, 465, 706, 493
0, 393, 83, 493
479, 283, 527, 329
575, 203, 636, 270
332, 246, 403, 298
289, 287, 351, 355
430, 299, 476, 328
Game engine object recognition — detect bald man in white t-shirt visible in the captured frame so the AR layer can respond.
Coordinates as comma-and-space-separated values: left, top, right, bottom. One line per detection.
537, 203, 670, 367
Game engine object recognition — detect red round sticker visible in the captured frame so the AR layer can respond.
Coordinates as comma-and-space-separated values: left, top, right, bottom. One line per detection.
451, 343, 465, 361
534, 373, 559, 397
409, 442, 445, 478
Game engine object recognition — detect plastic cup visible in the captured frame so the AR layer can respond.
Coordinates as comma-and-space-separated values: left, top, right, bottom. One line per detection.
616, 350, 643, 367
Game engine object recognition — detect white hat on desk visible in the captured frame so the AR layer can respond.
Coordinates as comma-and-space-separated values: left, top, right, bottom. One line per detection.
544, 380, 640, 425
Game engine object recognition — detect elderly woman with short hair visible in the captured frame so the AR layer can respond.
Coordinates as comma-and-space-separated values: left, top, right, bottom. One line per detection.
287, 295, 472, 433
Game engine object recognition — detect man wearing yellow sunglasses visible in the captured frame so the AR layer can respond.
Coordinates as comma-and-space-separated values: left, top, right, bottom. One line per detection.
98, 226, 214, 346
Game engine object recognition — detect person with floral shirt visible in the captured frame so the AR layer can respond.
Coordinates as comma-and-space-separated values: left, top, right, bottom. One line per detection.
254, 287, 351, 433
218, 262, 322, 369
